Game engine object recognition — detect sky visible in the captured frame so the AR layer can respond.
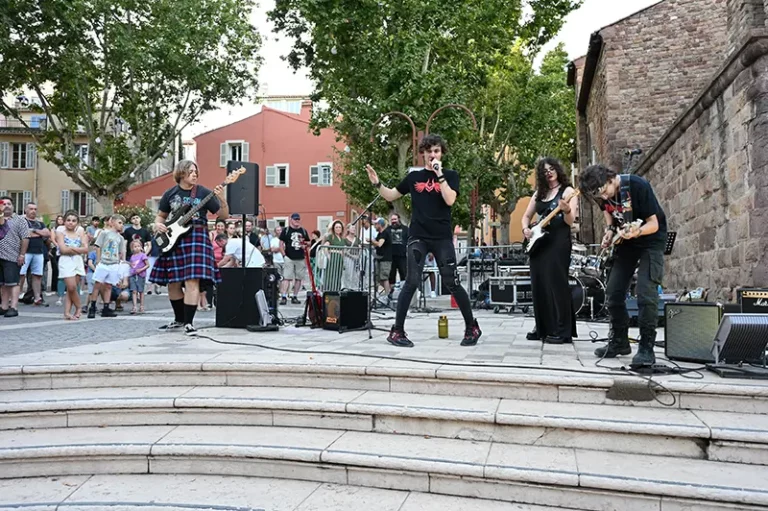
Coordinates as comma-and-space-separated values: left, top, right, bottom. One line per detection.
185, 0, 661, 139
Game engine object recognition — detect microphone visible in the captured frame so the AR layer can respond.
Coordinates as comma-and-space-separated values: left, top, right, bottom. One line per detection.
624, 149, 643, 156
432, 162, 440, 171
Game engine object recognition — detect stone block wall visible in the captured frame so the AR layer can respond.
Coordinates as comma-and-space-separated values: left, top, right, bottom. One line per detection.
638, 45, 768, 300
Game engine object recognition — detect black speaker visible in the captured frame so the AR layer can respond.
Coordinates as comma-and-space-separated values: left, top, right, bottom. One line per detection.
216, 267, 278, 328
712, 314, 768, 364
323, 290, 368, 332
226, 161, 259, 216
664, 303, 722, 363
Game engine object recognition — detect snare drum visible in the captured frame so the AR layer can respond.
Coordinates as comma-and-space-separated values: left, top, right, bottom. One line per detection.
569, 275, 606, 318
582, 255, 604, 277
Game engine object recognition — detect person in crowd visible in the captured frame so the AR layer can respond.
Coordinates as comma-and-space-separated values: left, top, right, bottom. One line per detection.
521, 157, 579, 344
373, 218, 393, 298
128, 239, 149, 314
209, 219, 226, 244
387, 213, 408, 289
309, 229, 322, 277
87, 214, 126, 319
56, 210, 88, 320
226, 221, 237, 239
245, 219, 260, 248
0, 196, 30, 317
220, 232, 265, 268
86, 216, 101, 243
278, 214, 308, 305
322, 220, 348, 291
269, 225, 284, 275
19, 202, 50, 306
49, 215, 64, 304
122, 214, 150, 248
145, 226, 162, 296
86, 245, 97, 296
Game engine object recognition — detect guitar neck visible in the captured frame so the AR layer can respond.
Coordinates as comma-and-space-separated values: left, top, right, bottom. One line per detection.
536, 190, 580, 229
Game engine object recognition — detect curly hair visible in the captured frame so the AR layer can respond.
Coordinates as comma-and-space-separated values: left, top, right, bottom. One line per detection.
578, 164, 618, 200
535, 157, 570, 200
418, 134, 448, 155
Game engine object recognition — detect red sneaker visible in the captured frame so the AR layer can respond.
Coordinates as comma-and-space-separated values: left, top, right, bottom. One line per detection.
387, 326, 414, 347
461, 319, 482, 346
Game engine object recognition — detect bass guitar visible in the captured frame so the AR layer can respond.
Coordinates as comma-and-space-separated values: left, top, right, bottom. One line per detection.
301, 240, 324, 328
154, 167, 246, 253
524, 189, 581, 255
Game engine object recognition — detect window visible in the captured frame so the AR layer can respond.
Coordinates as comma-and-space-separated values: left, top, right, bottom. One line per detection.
317, 216, 333, 234
266, 217, 288, 232
76, 144, 89, 169
5, 143, 35, 169
266, 164, 290, 187
219, 140, 250, 167
310, 162, 333, 186
145, 196, 161, 211
3, 191, 30, 215
61, 190, 95, 216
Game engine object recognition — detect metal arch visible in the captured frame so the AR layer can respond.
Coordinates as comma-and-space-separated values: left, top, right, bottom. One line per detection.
425, 104, 478, 135
370, 111, 418, 166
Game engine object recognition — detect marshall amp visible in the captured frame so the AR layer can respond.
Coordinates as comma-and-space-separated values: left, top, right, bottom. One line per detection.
738, 289, 768, 314
323, 290, 368, 332
664, 302, 722, 363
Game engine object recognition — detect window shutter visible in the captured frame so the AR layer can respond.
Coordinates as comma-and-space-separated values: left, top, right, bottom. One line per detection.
242, 142, 249, 163
23, 190, 32, 207
219, 143, 227, 167
266, 166, 276, 186
267, 219, 277, 231
310, 165, 318, 185
86, 193, 96, 215
61, 190, 70, 213
0, 142, 8, 168
321, 163, 332, 186
26, 143, 36, 168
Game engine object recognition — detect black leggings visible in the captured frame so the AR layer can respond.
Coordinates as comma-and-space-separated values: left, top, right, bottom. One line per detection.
395, 238, 474, 329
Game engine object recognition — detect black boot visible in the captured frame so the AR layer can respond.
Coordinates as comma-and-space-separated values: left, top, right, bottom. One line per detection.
594, 328, 631, 358
631, 331, 657, 367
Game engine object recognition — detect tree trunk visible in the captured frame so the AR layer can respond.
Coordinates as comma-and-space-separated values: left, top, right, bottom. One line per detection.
97, 195, 115, 216
499, 210, 511, 246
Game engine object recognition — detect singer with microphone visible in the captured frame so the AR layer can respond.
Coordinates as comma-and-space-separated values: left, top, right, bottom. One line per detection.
365, 134, 481, 347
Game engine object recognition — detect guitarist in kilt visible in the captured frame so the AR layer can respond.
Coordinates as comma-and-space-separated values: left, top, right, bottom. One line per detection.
579, 164, 667, 367
152, 160, 230, 335
521, 158, 579, 344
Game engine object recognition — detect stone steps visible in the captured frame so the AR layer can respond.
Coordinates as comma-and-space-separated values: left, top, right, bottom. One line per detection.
1, 424, 768, 510
0, 474, 580, 511
2, 385, 768, 464
2, 362, 768, 414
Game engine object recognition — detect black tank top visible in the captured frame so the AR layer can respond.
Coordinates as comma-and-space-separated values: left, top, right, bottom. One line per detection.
535, 187, 569, 232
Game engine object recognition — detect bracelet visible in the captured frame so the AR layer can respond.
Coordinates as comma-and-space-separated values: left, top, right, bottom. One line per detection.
437, 175, 446, 183
373, 182, 382, 188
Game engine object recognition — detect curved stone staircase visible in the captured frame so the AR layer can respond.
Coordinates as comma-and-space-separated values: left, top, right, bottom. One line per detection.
1, 362, 768, 510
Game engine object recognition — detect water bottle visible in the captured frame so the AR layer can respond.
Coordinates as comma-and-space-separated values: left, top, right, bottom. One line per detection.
438, 315, 449, 338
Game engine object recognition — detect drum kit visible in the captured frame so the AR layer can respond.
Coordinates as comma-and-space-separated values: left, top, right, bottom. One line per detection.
569, 243, 608, 319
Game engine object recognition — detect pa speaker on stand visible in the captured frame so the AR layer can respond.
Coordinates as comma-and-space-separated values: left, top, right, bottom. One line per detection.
226, 161, 259, 216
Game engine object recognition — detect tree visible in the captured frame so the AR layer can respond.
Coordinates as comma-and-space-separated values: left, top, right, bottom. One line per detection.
0, 0, 262, 213
269, 0, 580, 230
475, 43, 576, 245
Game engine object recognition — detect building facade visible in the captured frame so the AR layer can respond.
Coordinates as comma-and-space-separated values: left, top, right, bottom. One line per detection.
121, 101, 352, 234
569, 0, 768, 300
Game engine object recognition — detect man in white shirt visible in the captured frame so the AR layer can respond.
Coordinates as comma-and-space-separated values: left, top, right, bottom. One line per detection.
221, 235, 264, 268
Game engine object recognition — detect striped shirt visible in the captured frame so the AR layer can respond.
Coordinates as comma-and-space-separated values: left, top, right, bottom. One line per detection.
0, 215, 30, 262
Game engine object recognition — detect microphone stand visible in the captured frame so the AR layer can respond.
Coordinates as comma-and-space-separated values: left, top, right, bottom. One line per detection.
350, 194, 390, 339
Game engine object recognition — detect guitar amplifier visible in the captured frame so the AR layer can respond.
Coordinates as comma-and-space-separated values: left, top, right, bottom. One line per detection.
664, 302, 722, 363
738, 289, 768, 314
323, 290, 368, 332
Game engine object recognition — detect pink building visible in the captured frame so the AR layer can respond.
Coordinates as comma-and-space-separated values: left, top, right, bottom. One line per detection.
120, 101, 353, 234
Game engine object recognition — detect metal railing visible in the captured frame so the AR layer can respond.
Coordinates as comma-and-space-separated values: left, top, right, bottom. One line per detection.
0, 118, 47, 130
314, 244, 370, 293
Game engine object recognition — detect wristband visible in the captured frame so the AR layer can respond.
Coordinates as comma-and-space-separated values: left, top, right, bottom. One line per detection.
373, 182, 382, 188
437, 175, 446, 183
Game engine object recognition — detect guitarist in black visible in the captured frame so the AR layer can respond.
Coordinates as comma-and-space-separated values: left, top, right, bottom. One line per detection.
521, 158, 579, 344
151, 160, 229, 335
579, 164, 667, 367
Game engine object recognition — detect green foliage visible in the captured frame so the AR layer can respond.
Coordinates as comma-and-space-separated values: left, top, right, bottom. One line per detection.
0, 0, 262, 211
114, 204, 155, 230
270, 0, 579, 233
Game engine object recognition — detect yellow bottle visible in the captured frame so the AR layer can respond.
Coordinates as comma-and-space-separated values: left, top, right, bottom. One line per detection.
438, 315, 449, 338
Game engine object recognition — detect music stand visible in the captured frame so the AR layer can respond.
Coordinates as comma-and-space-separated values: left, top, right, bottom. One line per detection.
664, 231, 677, 256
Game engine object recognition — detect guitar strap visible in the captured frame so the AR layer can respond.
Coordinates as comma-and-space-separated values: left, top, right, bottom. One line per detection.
619, 174, 633, 223
189, 185, 200, 226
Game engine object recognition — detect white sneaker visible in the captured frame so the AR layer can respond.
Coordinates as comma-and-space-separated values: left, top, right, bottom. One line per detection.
158, 321, 183, 331
55, 299, 62, 306
184, 324, 198, 336
430, 292, 437, 298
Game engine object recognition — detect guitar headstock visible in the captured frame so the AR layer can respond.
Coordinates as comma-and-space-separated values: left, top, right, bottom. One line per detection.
225, 166, 246, 185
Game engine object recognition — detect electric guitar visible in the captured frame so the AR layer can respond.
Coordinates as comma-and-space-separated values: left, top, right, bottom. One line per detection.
524, 189, 581, 255
601, 219, 644, 260
154, 167, 246, 253
301, 240, 324, 328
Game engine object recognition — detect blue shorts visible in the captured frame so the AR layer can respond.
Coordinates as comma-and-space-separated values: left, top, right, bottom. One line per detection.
129, 274, 146, 293
21, 253, 44, 276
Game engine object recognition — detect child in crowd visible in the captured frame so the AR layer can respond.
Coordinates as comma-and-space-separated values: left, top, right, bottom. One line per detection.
86, 247, 97, 295
128, 240, 149, 314
110, 261, 131, 312
55, 211, 89, 320
87, 214, 126, 319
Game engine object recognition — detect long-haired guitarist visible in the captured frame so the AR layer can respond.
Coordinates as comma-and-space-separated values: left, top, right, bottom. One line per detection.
579, 164, 667, 367
521, 157, 579, 344
151, 160, 229, 335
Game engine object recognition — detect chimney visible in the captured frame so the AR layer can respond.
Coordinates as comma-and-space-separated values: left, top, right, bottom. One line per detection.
726, 0, 768, 55
300, 100, 313, 120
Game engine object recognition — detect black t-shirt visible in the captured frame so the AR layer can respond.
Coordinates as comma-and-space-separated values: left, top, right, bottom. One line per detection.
158, 185, 220, 224
396, 169, 459, 240
122, 226, 150, 246
388, 224, 408, 257
248, 231, 260, 249
375, 229, 392, 261
599, 175, 667, 249
280, 226, 309, 260
25, 218, 46, 254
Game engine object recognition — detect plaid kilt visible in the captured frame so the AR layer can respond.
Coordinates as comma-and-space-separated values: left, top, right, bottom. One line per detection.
150, 225, 220, 285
